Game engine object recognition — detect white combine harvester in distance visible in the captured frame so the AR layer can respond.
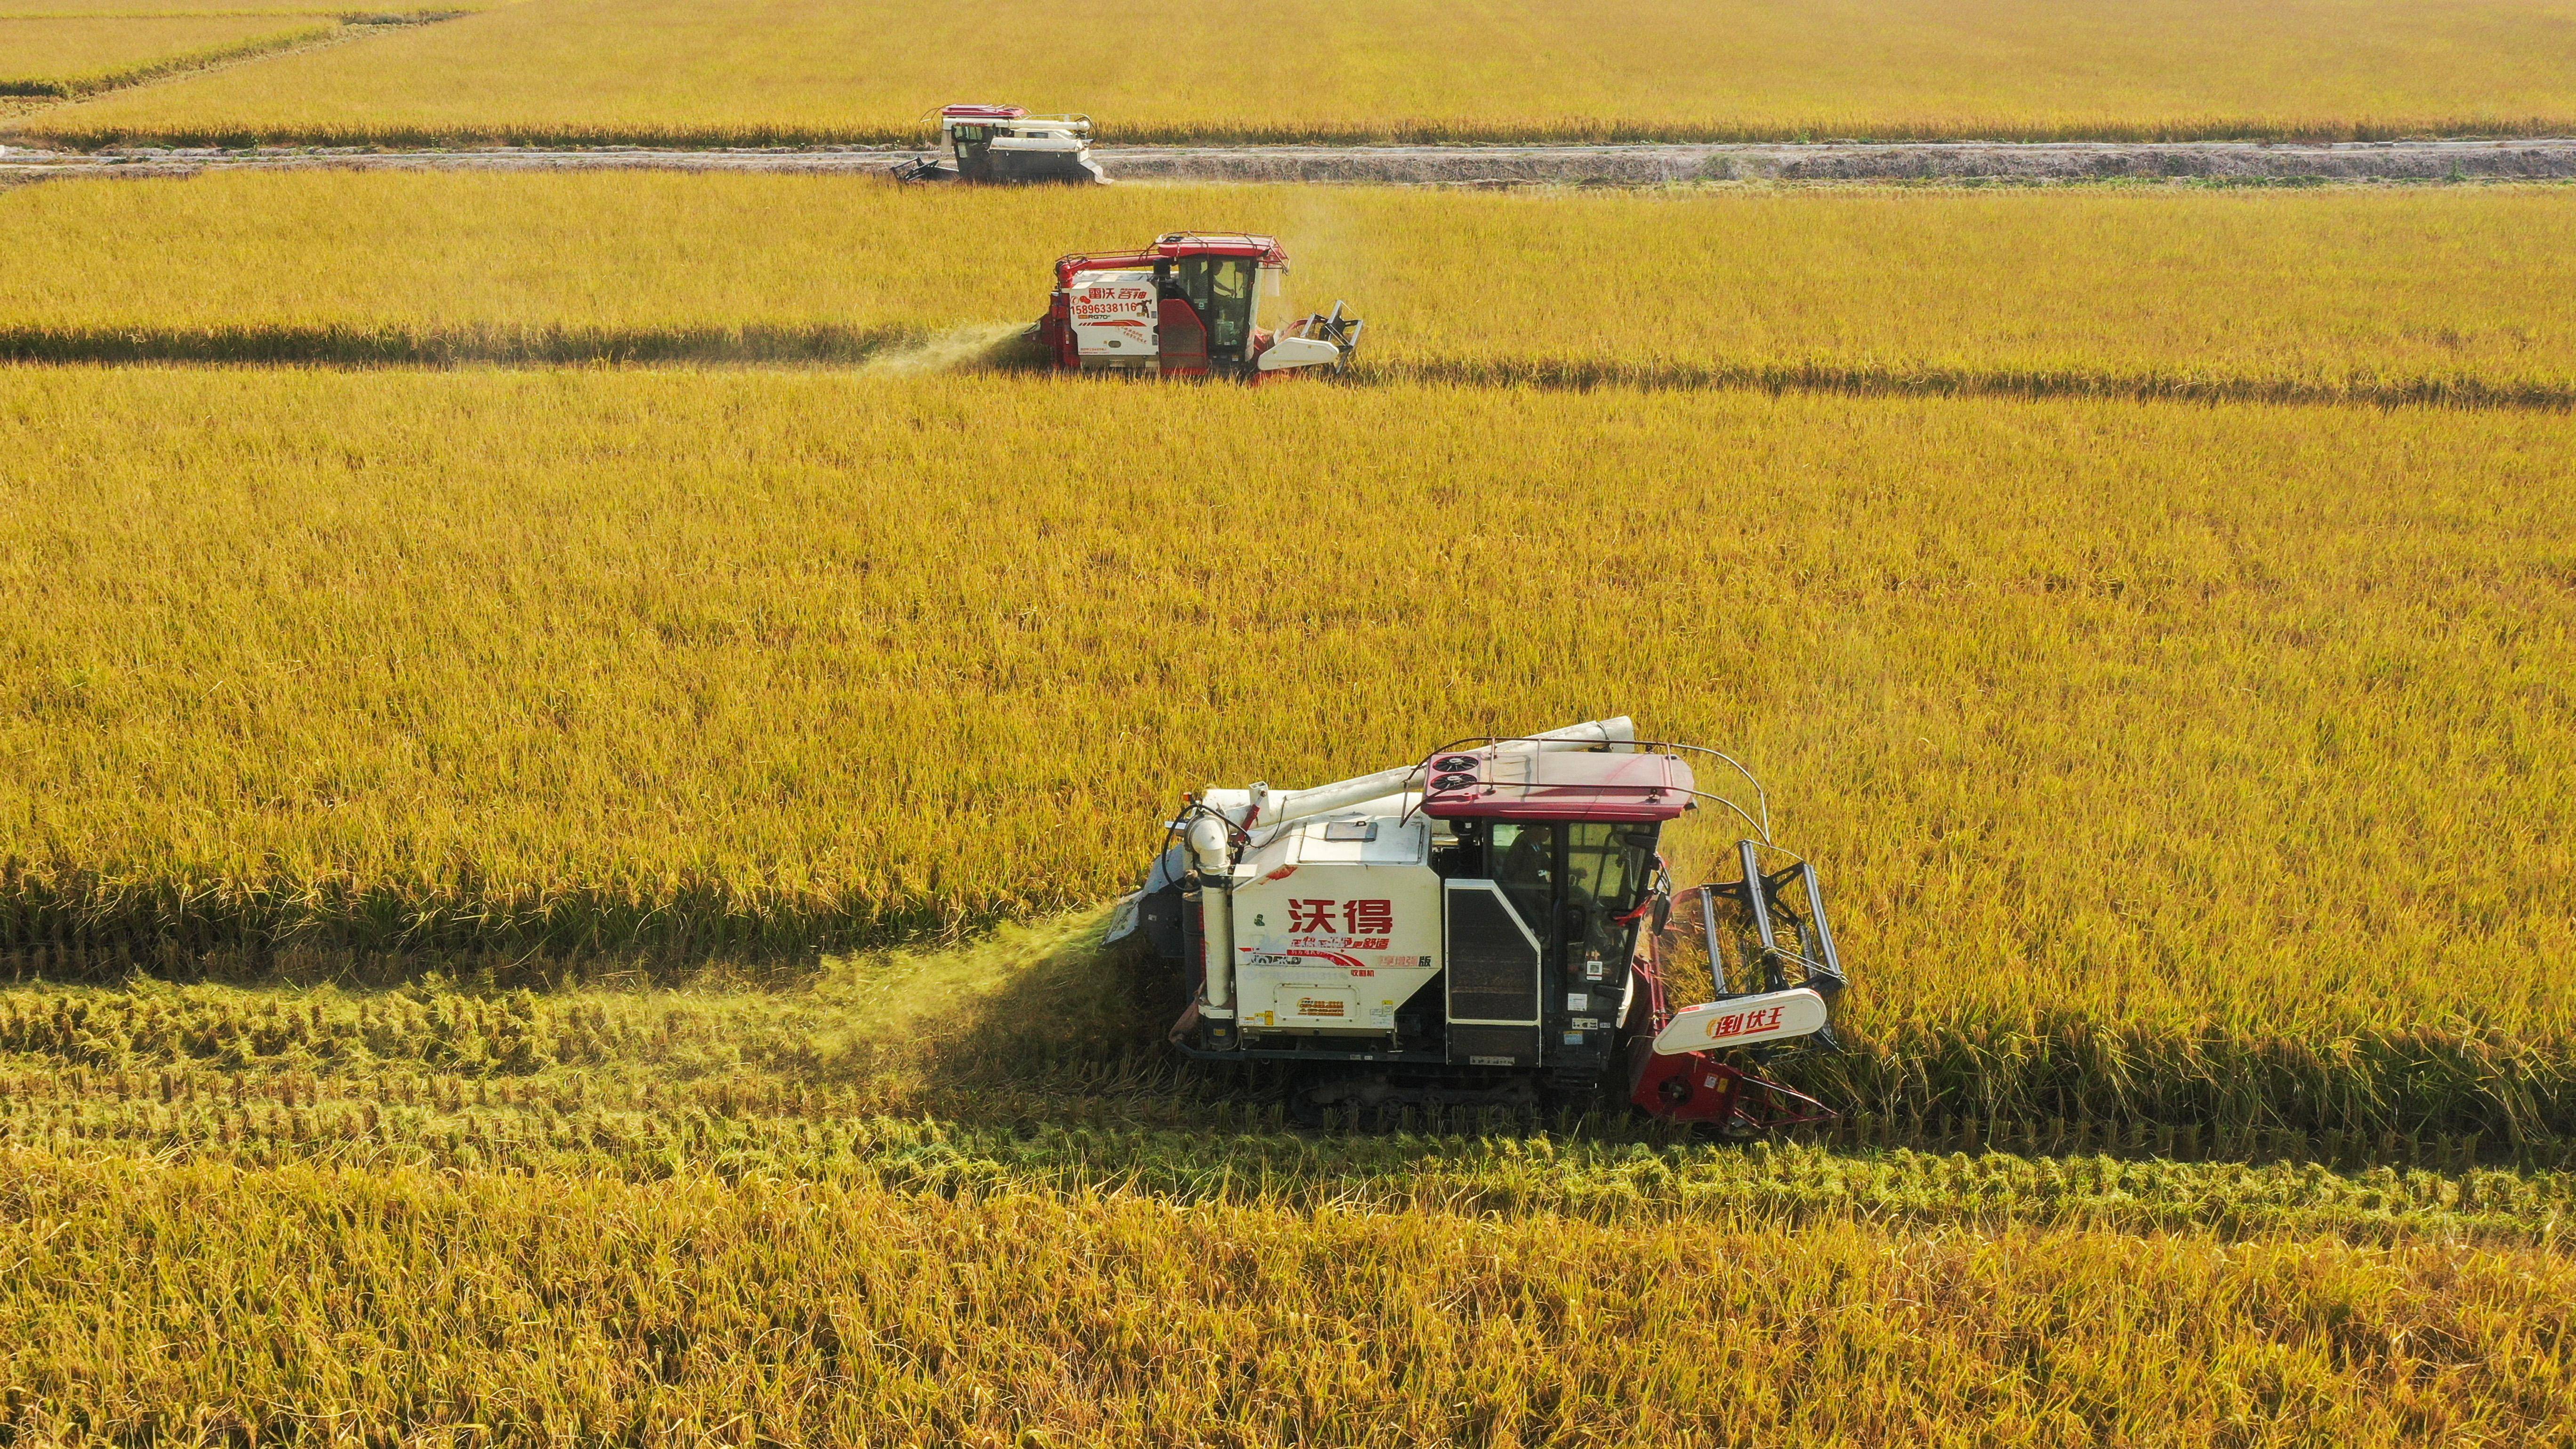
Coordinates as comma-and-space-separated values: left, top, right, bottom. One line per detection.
892, 104, 1105, 185
1109, 717, 1851, 1131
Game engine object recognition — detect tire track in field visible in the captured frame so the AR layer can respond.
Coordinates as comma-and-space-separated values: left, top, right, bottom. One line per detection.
1373, 358, 2576, 412
2, 324, 2571, 413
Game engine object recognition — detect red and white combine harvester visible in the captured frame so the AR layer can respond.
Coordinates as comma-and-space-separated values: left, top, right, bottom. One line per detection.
1108, 718, 1849, 1131
893, 105, 1104, 184
1032, 233, 1362, 379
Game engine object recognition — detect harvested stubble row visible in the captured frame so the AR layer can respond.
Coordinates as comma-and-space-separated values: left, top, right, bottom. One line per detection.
6, 1061, 2570, 1235
5, 936, 2576, 1159
3, 1151, 2571, 1444
3, 369, 2572, 1137
7, 174, 2576, 409
10, 934, 2573, 1440
24, 0, 2576, 146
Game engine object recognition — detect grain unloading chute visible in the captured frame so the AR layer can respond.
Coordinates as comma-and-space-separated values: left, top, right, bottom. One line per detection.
1107, 718, 1846, 1130
893, 105, 1105, 184
1033, 233, 1361, 379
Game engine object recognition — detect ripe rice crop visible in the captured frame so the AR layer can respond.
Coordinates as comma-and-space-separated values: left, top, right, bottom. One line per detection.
2, 937, 2571, 1206
9, 939, 2570, 1439
24, 0, 2576, 147
6, 174, 2576, 408
11, 1078, 2566, 1232
2, 368, 2570, 1136
2, 1150, 2570, 1443
0, 14, 334, 95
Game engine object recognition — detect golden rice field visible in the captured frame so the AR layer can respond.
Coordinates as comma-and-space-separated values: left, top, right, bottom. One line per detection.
0, 13, 331, 95
5, 153, 2576, 1438
11, 1151, 2568, 1444
20, 0, 2576, 145
0, 931, 2571, 1440
7, 175, 2576, 407
3, 360, 2570, 1137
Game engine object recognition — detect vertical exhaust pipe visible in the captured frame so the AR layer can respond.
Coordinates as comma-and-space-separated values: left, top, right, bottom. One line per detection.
1187, 815, 1236, 1014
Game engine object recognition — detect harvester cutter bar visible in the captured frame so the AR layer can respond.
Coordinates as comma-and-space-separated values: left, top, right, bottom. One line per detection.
1284, 301, 1364, 368
1701, 843, 1847, 1050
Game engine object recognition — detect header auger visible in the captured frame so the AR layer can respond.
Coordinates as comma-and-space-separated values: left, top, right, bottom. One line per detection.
1107, 717, 1848, 1132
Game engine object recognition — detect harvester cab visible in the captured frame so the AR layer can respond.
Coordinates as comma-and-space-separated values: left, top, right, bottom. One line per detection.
1033, 232, 1362, 379
1107, 718, 1847, 1132
894, 104, 1105, 184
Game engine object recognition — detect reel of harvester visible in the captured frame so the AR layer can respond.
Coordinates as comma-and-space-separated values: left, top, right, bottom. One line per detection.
1627, 826, 1849, 1135
1277, 301, 1363, 373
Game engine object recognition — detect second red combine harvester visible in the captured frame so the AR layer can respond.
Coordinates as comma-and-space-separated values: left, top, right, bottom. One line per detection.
1032, 232, 1361, 379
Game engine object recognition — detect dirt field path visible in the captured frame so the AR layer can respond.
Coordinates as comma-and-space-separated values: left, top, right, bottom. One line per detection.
7, 137, 2575, 187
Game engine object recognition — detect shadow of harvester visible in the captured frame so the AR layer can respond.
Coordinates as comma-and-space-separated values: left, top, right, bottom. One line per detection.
800, 907, 1197, 1115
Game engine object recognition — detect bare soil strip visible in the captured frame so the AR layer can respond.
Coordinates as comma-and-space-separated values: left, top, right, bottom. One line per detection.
1112, 137, 2576, 185
6, 136, 2575, 186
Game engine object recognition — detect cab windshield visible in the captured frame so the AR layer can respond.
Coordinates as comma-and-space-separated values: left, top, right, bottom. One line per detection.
1564, 822, 1655, 969
1480, 821, 1658, 969
1170, 256, 1258, 353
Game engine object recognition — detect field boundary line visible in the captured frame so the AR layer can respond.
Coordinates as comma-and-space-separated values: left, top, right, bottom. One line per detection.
0, 20, 341, 100
18, 120, 2576, 151
1374, 359, 2576, 413
0, 330, 2568, 413
8, 137, 2576, 186
0, 8, 461, 16
0, 11, 457, 114
0, 321, 925, 365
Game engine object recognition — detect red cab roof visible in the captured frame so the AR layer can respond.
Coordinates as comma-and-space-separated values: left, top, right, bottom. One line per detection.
1421, 750, 1696, 823
1149, 233, 1289, 265
942, 104, 1027, 120
1054, 233, 1291, 285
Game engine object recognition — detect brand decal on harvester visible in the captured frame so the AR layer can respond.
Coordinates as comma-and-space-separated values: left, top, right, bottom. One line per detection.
1286, 898, 1394, 950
